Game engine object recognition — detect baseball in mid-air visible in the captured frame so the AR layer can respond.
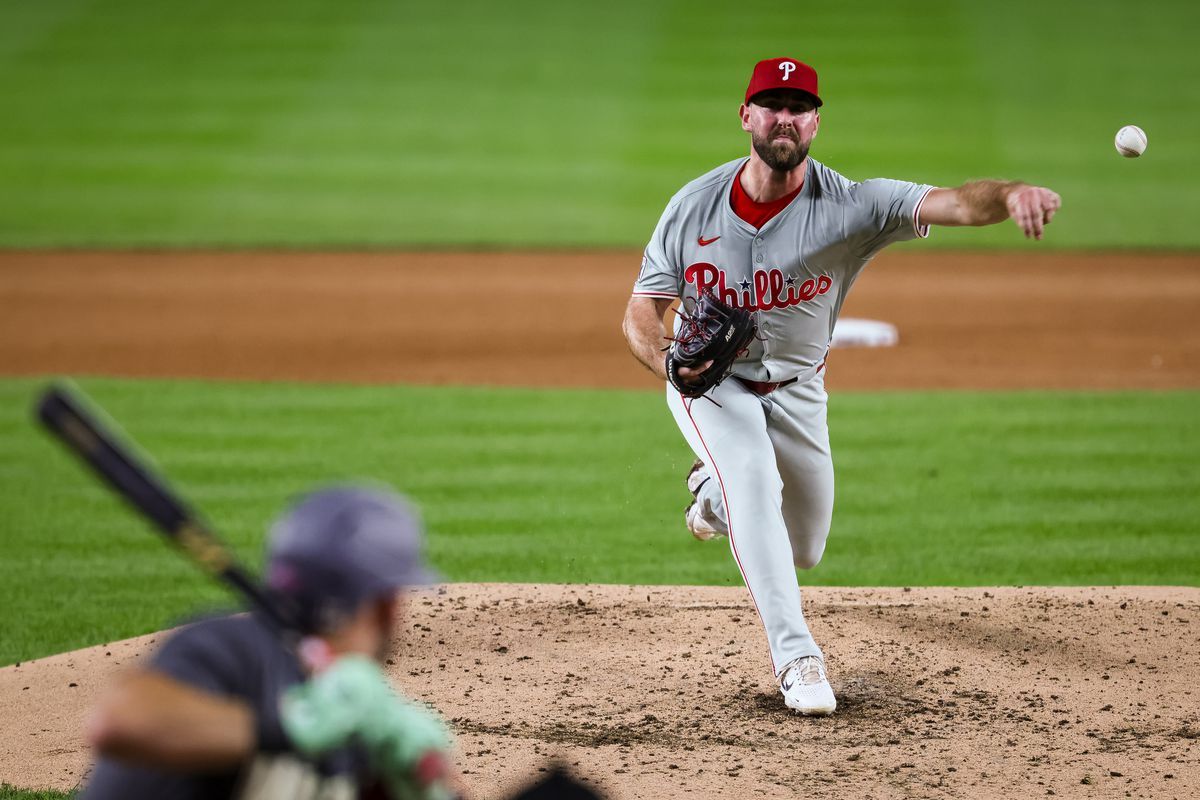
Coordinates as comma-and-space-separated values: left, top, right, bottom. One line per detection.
1114, 125, 1148, 158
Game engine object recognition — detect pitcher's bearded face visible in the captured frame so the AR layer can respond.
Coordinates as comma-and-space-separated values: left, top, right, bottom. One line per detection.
742, 90, 819, 173
752, 127, 809, 172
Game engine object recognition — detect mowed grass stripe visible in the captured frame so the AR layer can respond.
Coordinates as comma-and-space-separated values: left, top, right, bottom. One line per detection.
1, 377, 1196, 665
1, 0, 1197, 247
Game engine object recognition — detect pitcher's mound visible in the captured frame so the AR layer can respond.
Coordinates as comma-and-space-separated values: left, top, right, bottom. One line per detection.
2, 584, 1197, 799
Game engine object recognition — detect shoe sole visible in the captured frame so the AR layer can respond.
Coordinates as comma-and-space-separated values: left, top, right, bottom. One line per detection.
692, 529, 724, 542
785, 702, 836, 716
685, 500, 725, 542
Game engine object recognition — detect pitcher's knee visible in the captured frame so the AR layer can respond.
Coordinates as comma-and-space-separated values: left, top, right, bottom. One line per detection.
793, 542, 826, 570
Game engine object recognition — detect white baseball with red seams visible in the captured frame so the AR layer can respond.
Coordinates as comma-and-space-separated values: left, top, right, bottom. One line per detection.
1114, 125, 1147, 158
633, 156, 932, 683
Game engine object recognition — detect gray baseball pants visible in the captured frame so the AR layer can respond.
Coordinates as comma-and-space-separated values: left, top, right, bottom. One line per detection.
667, 372, 833, 675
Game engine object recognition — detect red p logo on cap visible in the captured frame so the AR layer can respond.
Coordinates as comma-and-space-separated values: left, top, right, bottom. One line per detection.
745, 57, 822, 106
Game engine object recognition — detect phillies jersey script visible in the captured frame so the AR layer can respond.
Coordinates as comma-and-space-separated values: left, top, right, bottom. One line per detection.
634, 157, 933, 381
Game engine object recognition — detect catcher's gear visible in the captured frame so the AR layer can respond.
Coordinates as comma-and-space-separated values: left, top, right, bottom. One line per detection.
666, 292, 757, 399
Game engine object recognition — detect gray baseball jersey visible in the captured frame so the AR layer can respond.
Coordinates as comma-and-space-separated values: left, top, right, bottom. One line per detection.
641, 156, 934, 680
635, 157, 933, 382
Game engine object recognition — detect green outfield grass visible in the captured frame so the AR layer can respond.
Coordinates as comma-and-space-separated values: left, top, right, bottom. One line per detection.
0, 787, 72, 800
1, 377, 1196, 666
1, 0, 1197, 248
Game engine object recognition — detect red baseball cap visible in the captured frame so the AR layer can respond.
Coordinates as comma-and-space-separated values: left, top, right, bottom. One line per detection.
744, 57, 822, 107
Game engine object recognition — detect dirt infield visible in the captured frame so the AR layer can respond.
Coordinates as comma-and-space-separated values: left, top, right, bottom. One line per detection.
2, 586, 1197, 798
2, 250, 1198, 389
2, 250, 1199, 798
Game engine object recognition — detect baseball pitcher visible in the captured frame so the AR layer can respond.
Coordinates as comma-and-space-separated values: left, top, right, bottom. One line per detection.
622, 57, 1060, 715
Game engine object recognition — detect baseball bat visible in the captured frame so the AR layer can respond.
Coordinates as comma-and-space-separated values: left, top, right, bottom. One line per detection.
35, 383, 297, 637
37, 383, 589, 798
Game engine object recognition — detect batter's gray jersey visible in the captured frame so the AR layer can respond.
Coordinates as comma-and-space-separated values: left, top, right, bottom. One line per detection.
634, 157, 933, 383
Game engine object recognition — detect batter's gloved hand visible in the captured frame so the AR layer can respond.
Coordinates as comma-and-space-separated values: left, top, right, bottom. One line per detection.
360, 695, 454, 800
280, 655, 391, 755
665, 291, 758, 399
279, 655, 454, 800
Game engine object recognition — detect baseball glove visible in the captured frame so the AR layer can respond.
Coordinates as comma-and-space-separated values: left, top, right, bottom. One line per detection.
665, 292, 757, 399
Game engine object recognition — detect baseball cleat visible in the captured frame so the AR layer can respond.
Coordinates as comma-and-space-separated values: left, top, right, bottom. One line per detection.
685, 498, 724, 541
684, 459, 726, 541
778, 656, 836, 716
686, 458, 708, 495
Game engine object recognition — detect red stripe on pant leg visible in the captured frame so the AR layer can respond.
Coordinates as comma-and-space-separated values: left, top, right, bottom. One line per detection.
683, 396, 778, 675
